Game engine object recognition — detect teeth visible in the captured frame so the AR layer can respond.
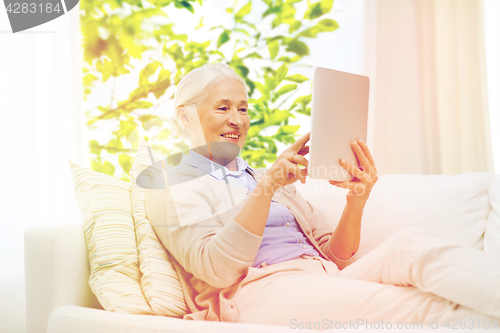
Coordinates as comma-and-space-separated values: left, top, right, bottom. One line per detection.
222, 134, 239, 139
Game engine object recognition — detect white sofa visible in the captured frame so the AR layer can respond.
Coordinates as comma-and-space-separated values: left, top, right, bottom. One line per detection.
24, 172, 500, 333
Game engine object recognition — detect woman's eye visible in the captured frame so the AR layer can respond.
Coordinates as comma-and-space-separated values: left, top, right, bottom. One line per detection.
217, 107, 247, 112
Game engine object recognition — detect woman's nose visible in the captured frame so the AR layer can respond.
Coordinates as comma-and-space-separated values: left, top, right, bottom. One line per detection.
227, 109, 243, 127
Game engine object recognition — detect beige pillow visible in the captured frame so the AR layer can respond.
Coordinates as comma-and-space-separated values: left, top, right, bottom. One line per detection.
130, 139, 188, 317
69, 161, 154, 314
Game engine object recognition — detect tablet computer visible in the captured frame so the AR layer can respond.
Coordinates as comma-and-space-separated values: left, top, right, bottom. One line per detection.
309, 67, 370, 181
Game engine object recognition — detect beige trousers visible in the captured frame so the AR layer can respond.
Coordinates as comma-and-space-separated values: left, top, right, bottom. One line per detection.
232, 227, 500, 329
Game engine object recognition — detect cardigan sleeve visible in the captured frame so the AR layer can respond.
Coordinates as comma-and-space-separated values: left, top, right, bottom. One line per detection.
145, 173, 263, 289
289, 184, 357, 270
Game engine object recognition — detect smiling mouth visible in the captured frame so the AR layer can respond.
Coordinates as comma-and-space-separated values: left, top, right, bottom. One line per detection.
221, 134, 240, 139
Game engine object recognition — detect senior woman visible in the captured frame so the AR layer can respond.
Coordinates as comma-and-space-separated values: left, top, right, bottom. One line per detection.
145, 63, 500, 327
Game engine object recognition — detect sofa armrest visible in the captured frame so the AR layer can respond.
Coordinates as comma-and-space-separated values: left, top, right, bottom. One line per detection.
24, 223, 102, 333
47, 306, 306, 333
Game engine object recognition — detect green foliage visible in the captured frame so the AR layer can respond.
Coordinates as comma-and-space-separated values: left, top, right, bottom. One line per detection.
82, 0, 338, 177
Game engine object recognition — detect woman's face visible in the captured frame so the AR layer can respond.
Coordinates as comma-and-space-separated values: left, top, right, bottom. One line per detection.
181, 78, 250, 165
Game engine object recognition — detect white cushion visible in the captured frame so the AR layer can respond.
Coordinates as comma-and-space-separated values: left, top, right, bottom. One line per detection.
130, 140, 188, 316
296, 172, 494, 261
485, 174, 500, 256
69, 162, 154, 314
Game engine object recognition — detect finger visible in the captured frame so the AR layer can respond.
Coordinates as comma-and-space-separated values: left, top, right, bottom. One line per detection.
290, 154, 309, 169
297, 146, 309, 156
291, 132, 310, 152
352, 142, 363, 171
351, 141, 371, 171
286, 161, 307, 183
340, 159, 366, 181
357, 140, 376, 168
330, 181, 349, 189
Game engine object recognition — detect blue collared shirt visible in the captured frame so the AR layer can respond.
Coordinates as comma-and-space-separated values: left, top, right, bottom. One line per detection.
186, 150, 320, 268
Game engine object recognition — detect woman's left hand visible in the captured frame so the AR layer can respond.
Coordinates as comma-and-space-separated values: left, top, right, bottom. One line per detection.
329, 139, 378, 202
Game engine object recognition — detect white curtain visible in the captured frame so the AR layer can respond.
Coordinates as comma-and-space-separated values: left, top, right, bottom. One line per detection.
365, 0, 495, 175
484, 0, 500, 175
0, 7, 83, 333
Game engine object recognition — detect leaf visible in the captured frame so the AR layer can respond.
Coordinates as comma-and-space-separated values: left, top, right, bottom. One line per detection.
118, 119, 138, 138
254, 82, 270, 101
118, 154, 132, 174
268, 39, 279, 59
157, 24, 187, 42
235, 1, 251, 22
267, 110, 290, 126
276, 84, 297, 97
139, 115, 163, 130
285, 39, 309, 56
158, 128, 172, 140
123, 101, 154, 111
92, 160, 115, 176
262, 5, 280, 18
129, 85, 150, 101
264, 75, 276, 91
89, 140, 102, 156
234, 65, 249, 78
83, 74, 97, 86
303, 0, 333, 20
152, 69, 171, 98
275, 64, 289, 85
290, 95, 312, 112
106, 138, 123, 152
217, 30, 230, 48
284, 74, 309, 83
276, 124, 300, 135
234, 28, 250, 36
174, 0, 194, 13
243, 52, 263, 59
101, 59, 114, 82
289, 20, 301, 33
298, 19, 339, 38
139, 62, 160, 85
196, 16, 204, 29
297, 107, 311, 116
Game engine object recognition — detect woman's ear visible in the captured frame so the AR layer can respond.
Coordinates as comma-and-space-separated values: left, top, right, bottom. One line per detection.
177, 106, 190, 129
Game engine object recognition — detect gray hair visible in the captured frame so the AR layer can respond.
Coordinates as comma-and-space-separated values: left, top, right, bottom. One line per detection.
170, 63, 248, 141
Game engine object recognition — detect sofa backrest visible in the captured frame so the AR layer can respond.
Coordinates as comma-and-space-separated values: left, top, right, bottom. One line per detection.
295, 172, 497, 262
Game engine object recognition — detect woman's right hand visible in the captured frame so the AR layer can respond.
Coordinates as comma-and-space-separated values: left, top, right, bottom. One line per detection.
263, 132, 310, 189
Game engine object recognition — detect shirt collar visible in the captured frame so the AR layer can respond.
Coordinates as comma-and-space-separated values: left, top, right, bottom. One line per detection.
186, 149, 255, 180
